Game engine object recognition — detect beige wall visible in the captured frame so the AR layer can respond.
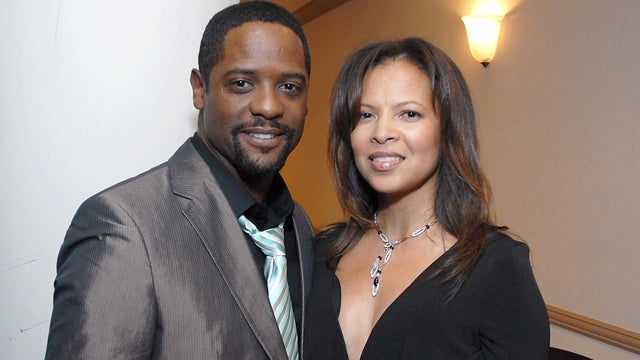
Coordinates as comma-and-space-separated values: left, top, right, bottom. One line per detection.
282, 0, 640, 358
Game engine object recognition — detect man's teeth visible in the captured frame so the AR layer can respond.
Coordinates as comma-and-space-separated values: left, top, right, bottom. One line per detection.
250, 133, 276, 139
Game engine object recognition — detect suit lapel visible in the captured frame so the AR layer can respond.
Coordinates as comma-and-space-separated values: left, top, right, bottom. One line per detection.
292, 203, 314, 300
291, 202, 314, 358
168, 141, 288, 359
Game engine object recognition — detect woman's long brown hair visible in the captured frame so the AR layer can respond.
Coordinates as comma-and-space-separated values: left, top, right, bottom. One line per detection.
323, 37, 505, 300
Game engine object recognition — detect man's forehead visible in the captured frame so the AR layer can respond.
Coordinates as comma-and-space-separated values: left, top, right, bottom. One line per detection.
223, 22, 302, 52
217, 22, 307, 75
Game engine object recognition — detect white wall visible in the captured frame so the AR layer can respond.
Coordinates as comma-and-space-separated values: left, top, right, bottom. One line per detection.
0, 0, 235, 358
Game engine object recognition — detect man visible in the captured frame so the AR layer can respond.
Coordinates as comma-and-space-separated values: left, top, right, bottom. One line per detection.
45, 2, 314, 359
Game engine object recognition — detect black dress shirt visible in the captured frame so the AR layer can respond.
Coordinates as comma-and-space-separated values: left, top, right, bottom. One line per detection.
191, 134, 303, 337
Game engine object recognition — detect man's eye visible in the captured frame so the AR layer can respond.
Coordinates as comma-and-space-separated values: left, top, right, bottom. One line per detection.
280, 82, 301, 92
233, 80, 248, 87
228, 79, 253, 93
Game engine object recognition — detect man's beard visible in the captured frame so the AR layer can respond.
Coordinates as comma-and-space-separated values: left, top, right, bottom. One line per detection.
231, 120, 297, 181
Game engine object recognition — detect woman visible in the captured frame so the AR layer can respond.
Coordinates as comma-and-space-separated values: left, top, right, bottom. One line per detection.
305, 38, 549, 359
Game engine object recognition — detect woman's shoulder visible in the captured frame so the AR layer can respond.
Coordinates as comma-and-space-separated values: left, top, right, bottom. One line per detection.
312, 222, 347, 261
484, 228, 529, 253
477, 229, 532, 269
476, 230, 531, 273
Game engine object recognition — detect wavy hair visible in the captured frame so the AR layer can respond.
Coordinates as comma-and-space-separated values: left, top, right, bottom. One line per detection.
324, 37, 503, 299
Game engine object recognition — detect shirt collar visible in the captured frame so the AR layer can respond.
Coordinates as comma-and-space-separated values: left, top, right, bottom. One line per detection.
191, 134, 293, 230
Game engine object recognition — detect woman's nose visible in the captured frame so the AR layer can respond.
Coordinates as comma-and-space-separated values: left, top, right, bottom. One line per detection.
371, 116, 397, 144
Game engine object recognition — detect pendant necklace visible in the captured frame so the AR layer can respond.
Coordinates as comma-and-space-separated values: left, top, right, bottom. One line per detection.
370, 211, 439, 297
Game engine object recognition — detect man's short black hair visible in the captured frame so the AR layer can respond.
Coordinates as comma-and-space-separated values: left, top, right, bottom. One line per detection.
198, 1, 311, 88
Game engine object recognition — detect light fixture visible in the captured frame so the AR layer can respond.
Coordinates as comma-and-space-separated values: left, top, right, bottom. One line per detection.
461, 10, 504, 67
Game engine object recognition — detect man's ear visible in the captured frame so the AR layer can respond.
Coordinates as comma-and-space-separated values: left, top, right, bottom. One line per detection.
190, 69, 205, 110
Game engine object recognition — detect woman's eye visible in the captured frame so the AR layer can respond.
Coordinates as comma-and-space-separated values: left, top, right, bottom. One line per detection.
360, 112, 374, 119
404, 111, 419, 118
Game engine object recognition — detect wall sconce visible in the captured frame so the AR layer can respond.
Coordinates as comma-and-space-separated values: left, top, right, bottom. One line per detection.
461, 12, 504, 67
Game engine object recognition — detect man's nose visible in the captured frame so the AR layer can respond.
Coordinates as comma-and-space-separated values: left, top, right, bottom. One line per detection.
250, 87, 284, 120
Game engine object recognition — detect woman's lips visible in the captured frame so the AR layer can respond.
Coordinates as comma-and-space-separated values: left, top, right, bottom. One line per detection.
369, 152, 404, 170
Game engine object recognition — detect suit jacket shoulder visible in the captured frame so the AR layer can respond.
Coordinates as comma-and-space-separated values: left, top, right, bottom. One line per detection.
47, 139, 304, 359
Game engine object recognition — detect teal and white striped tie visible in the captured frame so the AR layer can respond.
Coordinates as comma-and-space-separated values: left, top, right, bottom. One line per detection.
238, 215, 299, 360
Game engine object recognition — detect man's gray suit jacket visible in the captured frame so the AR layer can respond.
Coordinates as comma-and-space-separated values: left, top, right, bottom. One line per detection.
45, 139, 314, 359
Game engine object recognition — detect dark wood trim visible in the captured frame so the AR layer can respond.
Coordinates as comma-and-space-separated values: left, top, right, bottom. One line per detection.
292, 0, 351, 24
547, 304, 640, 354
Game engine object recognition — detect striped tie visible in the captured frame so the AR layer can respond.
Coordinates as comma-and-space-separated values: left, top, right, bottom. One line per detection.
238, 215, 299, 360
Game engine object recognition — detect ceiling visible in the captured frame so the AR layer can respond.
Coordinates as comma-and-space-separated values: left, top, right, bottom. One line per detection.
240, 0, 350, 24
270, 0, 311, 12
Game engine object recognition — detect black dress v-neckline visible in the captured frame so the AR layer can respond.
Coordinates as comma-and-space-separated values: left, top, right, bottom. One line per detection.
335, 249, 454, 359
304, 230, 550, 360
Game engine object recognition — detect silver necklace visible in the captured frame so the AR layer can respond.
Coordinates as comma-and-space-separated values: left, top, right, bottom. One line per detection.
370, 211, 439, 297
